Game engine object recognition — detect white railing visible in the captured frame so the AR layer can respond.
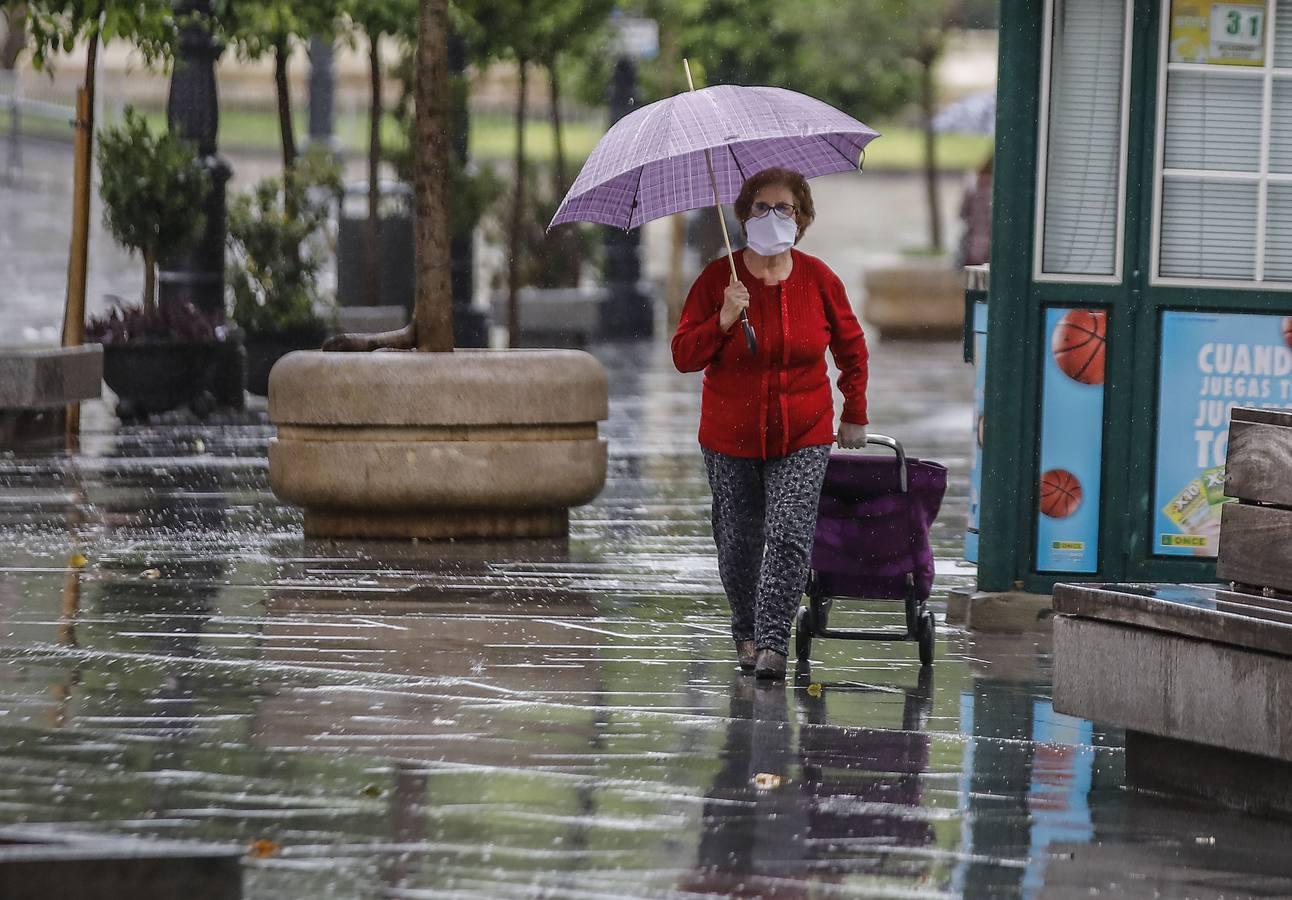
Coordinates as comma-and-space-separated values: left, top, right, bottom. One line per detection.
0, 68, 79, 180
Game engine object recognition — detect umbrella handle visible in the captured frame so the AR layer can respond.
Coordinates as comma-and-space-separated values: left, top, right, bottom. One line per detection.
684, 59, 757, 356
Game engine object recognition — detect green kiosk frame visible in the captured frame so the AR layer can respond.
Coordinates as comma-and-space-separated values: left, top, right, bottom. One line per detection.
977, 0, 1292, 592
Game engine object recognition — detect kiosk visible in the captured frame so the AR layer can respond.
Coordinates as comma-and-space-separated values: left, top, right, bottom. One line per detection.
974, 0, 1292, 592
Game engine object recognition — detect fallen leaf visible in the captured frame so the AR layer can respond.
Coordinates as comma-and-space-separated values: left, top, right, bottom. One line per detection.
69, 553, 87, 569
807, 683, 823, 697
142, 568, 162, 579
752, 773, 783, 790
361, 783, 382, 798
247, 839, 279, 858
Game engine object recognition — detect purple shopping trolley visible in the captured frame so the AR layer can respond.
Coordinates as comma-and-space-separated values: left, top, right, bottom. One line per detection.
795, 435, 948, 666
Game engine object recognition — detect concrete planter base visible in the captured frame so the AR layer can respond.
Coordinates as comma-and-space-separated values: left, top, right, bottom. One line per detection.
304, 508, 569, 540
863, 263, 964, 340
946, 588, 1052, 632
268, 349, 609, 540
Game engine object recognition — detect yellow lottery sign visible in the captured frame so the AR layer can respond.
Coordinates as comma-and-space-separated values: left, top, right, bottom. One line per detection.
1170, 0, 1268, 66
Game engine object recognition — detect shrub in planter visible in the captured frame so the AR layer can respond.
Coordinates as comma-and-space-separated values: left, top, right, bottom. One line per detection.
97, 108, 211, 314
91, 109, 240, 421
227, 150, 340, 396
87, 299, 241, 421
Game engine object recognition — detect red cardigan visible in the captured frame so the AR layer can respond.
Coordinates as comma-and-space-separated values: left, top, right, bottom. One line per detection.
671, 249, 869, 459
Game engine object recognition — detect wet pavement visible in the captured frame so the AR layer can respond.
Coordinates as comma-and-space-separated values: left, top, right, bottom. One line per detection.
4, 339, 1292, 899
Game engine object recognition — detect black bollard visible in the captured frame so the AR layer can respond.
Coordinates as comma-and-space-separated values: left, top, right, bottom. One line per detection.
307, 36, 337, 153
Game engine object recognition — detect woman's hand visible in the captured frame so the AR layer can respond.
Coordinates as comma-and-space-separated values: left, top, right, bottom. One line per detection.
837, 421, 868, 449
718, 277, 750, 332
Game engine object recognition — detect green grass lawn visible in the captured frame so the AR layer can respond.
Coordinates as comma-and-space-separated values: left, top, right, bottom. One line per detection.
134, 105, 991, 172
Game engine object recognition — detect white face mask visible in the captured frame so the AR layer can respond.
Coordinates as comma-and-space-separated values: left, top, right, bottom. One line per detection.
744, 211, 798, 256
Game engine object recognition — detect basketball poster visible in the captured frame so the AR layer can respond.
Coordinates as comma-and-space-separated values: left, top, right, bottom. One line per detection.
1155, 311, 1292, 557
1036, 307, 1108, 573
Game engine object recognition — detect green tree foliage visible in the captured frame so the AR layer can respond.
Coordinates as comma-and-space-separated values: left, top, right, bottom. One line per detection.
226, 149, 341, 334
564, 0, 959, 125
96, 107, 210, 313
15, 0, 175, 70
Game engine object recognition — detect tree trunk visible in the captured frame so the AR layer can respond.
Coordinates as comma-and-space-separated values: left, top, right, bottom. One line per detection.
507, 58, 528, 349
142, 247, 156, 315
412, 0, 454, 351
61, 30, 97, 447
273, 38, 297, 175
61, 29, 97, 351
365, 31, 382, 307
920, 55, 943, 253
0, 4, 26, 70
548, 58, 566, 196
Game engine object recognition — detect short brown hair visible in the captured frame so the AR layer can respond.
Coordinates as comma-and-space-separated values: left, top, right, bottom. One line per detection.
734, 167, 815, 242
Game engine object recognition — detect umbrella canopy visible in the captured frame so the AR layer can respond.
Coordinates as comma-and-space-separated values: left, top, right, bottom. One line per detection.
549, 84, 880, 232
932, 89, 996, 135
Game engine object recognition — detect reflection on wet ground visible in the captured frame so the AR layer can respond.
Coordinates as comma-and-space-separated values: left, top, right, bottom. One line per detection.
2, 340, 1292, 898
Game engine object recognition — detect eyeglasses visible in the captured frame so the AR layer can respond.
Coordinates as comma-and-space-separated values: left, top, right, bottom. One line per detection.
750, 201, 798, 221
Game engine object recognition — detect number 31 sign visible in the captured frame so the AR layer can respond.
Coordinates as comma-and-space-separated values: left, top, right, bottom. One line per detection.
1210, 2, 1266, 64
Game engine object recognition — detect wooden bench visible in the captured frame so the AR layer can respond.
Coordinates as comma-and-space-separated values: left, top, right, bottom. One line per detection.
1217, 407, 1292, 597
1049, 406, 1292, 816
0, 345, 102, 449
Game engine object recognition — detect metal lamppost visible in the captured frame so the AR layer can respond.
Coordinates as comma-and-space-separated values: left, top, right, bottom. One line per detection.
599, 14, 658, 340
158, 0, 242, 409
158, 0, 231, 322
600, 54, 653, 340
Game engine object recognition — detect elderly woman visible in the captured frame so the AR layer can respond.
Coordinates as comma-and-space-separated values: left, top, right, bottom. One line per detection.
672, 167, 870, 681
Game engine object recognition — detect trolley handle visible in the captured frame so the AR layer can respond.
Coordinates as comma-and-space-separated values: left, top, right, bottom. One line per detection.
834, 431, 909, 493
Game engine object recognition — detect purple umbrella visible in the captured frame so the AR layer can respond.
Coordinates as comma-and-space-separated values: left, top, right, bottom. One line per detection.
550, 68, 879, 352
550, 83, 880, 232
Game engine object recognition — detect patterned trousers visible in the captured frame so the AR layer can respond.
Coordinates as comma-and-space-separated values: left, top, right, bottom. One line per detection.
703, 444, 831, 656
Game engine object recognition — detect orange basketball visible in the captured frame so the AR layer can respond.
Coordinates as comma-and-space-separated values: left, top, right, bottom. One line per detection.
1283, 316, 1292, 351
1039, 468, 1082, 519
1051, 309, 1107, 385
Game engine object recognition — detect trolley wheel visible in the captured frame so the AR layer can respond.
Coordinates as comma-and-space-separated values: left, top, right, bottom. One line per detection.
917, 611, 935, 667
795, 605, 814, 662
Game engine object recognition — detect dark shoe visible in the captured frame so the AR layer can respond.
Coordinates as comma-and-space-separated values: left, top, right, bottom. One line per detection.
736, 640, 757, 672
754, 648, 787, 680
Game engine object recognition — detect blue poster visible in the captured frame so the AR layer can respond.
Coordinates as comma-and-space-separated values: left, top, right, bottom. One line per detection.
1155, 311, 1292, 557
1036, 307, 1107, 573
965, 301, 988, 564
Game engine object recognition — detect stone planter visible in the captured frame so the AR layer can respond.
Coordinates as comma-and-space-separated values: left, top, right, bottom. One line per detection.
268, 349, 609, 540
101, 339, 245, 421
863, 261, 964, 341
242, 323, 329, 397
490, 287, 609, 347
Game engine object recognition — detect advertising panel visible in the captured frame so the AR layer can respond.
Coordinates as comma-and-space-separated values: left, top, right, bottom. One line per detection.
1036, 308, 1108, 574
1155, 311, 1292, 556
1170, 0, 1268, 66
965, 301, 987, 564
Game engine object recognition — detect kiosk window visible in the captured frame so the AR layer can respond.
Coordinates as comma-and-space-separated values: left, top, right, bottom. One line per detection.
1036, 0, 1130, 280
1156, 0, 1292, 285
